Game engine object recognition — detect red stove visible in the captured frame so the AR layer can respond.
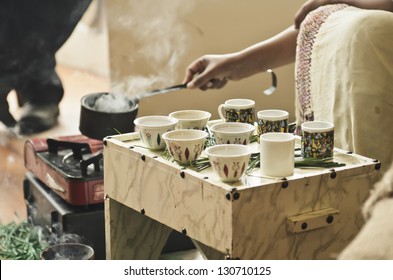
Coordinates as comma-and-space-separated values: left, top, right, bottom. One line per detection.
24, 135, 104, 206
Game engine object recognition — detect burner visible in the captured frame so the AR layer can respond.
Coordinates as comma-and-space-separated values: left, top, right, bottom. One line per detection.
41, 139, 103, 180
24, 135, 104, 206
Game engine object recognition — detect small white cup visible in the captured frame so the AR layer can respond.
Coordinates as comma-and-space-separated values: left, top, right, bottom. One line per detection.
218, 99, 255, 124
260, 132, 295, 177
205, 144, 252, 183
162, 129, 208, 163
134, 116, 178, 150
210, 122, 255, 145
169, 110, 211, 130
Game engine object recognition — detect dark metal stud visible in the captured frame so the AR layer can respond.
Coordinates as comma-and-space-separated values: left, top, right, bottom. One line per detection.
375, 162, 381, 170
233, 192, 240, 200
129, 146, 134, 149
141, 155, 146, 161
330, 169, 337, 179
326, 215, 334, 224
301, 222, 308, 230
140, 208, 145, 215
153, 156, 158, 158
180, 171, 185, 178
347, 151, 353, 154
281, 181, 288, 189
203, 176, 209, 180
181, 228, 187, 235
225, 193, 231, 200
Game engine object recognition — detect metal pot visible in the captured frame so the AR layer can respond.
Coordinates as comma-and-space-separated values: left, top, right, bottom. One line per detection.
79, 85, 187, 140
41, 243, 95, 260
79, 92, 138, 140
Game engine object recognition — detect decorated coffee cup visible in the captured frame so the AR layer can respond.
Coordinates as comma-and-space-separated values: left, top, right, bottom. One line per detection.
210, 122, 255, 145
257, 109, 289, 136
162, 129, 208, 164
169, 110, 211, 130
205, 144, 252, 183
301, 121, 334, 159
218, 99, 255, 125
134, 115, 178, 150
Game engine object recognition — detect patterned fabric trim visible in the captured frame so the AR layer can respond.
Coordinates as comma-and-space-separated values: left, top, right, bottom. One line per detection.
295, 4, 348, 134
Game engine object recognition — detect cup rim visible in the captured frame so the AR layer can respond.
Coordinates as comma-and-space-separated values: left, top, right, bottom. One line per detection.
134, 115, 178, 128
162, 129, 208, 141
223, 99, 255, 108
205, 144, 252, 157
301, 121, 334, 133
257, 109, 289, 120
210, 122, 255, 134
169, 110, 211, 121
260, 132, 295, 142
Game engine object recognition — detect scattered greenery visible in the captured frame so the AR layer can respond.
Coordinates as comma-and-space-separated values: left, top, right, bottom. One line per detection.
161, 131, 345, 173
0, 221, 48, 260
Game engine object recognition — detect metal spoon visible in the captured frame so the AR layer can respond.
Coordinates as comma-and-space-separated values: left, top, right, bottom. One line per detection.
263, 69, 277, 95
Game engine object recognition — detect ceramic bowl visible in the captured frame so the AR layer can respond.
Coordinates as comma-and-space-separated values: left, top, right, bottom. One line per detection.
169, 110, 211, 130
134, 116, 178, 150
162, 129, 208, 163
210, 122, 255, 145
205, 144, 252, 183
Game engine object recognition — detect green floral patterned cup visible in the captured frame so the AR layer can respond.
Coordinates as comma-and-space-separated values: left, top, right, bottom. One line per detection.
218, 99, 255, 125
301, 121, 334, 159
134, 116, 178, 150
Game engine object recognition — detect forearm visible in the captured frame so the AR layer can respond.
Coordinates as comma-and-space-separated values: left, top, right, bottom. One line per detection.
233, 26, 298, 78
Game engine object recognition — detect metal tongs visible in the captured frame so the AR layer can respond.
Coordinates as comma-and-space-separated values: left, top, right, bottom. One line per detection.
135, 83, 187, 104
263, 69, 277, 95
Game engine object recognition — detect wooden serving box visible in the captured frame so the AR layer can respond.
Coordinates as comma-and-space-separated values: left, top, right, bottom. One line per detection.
103, 131, 380, 260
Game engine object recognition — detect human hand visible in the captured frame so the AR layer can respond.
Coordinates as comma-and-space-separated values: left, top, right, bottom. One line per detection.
182, 53, 238, 90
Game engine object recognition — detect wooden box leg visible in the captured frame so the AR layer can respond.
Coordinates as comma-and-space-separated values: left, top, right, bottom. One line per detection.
105, 197, 172, 259
192, 240, 226, 260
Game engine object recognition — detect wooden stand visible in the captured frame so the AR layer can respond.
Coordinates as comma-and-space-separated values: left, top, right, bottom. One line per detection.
104, 132, 380, 259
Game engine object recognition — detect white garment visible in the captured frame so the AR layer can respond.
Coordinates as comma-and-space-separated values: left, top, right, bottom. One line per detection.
300, 7, 393, 173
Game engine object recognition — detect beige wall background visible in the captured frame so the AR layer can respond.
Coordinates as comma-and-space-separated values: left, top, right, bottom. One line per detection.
105, 0, 305, 122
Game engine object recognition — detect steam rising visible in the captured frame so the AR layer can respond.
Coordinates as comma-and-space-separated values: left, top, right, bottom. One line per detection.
94, 92, 132, 113
109, 0, 193, 98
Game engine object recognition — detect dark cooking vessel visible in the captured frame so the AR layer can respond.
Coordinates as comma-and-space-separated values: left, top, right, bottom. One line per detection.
41, 243, 95, 260
79, 92, 138, 140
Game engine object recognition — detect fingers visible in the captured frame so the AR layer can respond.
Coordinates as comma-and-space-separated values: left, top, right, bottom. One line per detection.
182, 54, 229, 90
198, 78, 228, 91
182, 57, 207, 87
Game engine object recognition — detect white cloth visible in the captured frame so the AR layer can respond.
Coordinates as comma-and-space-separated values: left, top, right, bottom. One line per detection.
298, 6, 393, 173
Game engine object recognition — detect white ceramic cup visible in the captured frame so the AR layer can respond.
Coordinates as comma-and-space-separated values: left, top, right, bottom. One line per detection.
162, 129, 208, 163
218, 99, 255, 124
169, 110, 211, 130
260, 132, 295, 177
209, 122, 255, 145
205, 144, 252, 183
133, 116, 178, 150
